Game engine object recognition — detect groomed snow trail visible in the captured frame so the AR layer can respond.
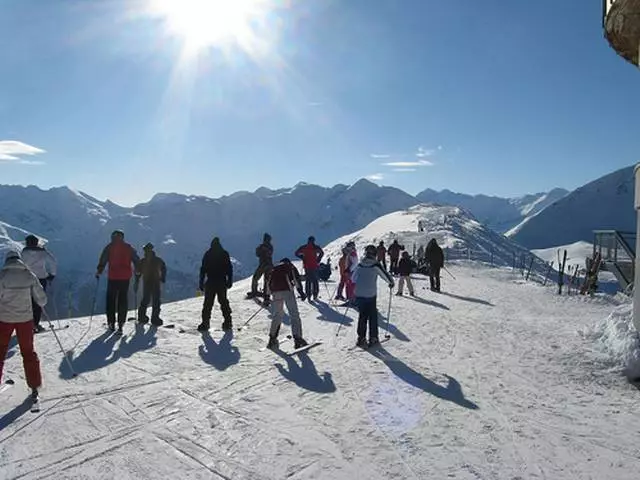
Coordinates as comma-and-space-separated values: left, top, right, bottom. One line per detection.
1, 265, 638, 479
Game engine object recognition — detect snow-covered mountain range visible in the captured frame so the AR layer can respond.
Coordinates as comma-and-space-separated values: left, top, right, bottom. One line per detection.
416, 187, 569, 233
509, 165, 636, 249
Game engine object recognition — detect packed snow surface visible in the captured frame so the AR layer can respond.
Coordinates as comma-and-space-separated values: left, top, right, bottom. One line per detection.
1, 264, 639, 479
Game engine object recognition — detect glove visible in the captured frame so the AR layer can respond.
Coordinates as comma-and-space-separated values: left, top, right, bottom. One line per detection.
199, 282, 204, 292
47, 274, 55, 282
389, 282, 395, 289
95, 271, 101, 279
226, 278, 233, 289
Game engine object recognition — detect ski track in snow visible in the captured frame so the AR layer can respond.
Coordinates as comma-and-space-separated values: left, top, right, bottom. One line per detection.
1, 265, 639, 479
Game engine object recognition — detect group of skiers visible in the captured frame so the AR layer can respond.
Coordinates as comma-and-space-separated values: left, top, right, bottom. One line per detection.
0, 228, 445, 400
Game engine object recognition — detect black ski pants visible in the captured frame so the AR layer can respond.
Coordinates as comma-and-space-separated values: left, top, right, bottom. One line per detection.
356, 296, 379, 340
202, 283, 232, 326
31, 279, 47, 328
429, 266, 441, 292
106, 279, 130, 327
139, 279, 161, 320
390, 256, 399, 275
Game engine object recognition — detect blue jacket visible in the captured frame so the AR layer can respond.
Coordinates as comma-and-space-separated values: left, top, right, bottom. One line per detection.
353, 257, 393, 298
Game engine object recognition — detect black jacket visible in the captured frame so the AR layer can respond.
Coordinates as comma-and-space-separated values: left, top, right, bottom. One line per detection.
200, 242, 233, 287
398, 257, 415, 276
425, 240, 444, 269
137, 254, 167, 284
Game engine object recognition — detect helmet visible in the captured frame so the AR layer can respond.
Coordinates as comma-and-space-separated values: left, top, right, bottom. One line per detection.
308, 236, 315, 243
280, 257, 291, 264
402, 251, 410, 258
365, 245, 377, 257
263, 233, 271, 242
143, 242, 154, 251
25, 234, 38, 247
111, 230, 125, 240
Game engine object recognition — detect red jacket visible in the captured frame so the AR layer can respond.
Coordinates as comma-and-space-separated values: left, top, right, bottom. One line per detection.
269, 262, 302, 293
295, 243, 324, 270
97, 241, 139, 281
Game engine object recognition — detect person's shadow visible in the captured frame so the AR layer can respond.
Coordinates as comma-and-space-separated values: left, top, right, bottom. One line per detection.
366, 347, 478, 410
0, 398, 32, 431
377, 310, 411, 342
273, 350, 336, 393
59, 331, 120, 379
199, 331, 240, 371
439, 291, 494, 307
118, 324, 157, 358
314, 300, 353, 326
404, 295, 450, 310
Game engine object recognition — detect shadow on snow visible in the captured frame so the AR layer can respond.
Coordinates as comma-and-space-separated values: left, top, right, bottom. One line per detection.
439, 291, 494, 307
58, 324, 158, 379
403, 294, 450, 310
199, 331, 240, 371
366, 347, 479, 410
313, 300, 354, 326
0, 398, 32, 431
273, 350, 336, 394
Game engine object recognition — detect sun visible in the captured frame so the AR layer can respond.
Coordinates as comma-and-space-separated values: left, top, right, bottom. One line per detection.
146, 0, 273, 54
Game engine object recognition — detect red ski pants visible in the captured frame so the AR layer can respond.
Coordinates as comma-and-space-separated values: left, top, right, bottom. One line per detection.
0, 320, 42, 389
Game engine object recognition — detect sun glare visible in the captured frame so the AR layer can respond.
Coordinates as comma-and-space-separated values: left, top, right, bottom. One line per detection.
147, 0, 273, 54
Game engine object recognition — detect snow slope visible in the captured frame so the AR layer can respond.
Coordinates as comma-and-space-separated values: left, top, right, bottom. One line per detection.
416, 188, 568, 234
2, 262, 639, 478
532, 241, 594, 269
510, 165, 636, 249
322, 204, 548, 277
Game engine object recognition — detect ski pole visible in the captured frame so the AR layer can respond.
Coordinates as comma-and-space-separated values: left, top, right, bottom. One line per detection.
237, 303, 267, 331
443, 266, 456, 280
335, 303, 351, 337
384, 289, 392, 340
42, 309, 78, 378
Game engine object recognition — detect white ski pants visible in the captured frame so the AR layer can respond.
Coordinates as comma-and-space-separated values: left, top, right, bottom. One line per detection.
397, 275, 414, 295
270, 290, 303, 339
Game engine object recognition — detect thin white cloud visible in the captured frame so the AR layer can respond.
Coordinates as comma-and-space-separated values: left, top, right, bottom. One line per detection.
0, 140, 46, 164
308, 101, 323, 107
415, 146, 436, 158
370, 153, 392, 159
392, 168, 417, 172
382, 159, 434, 167
18, 160, 46, 166
366, 173, 384, 181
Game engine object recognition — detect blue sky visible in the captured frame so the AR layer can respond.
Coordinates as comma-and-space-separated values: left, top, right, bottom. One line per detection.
1, 0, 639, 206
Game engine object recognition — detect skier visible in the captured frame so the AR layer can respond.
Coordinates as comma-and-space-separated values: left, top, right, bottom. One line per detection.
396, 251, 416, 296
135, 243, 167, 326
376, 241, 387, 271
352, 245, 394, 347
295, 236, 324, 301
417, 245, 425, 262
388, 239, 404, 275
96, 230, 140, 334
0, 250, 46, 405
318, 258, 331, 282
345, 241, 359, 303
198, 237, 233, 332
266, 257, 308, 350
425, 238, 444, 292
335, 247, 349, 301
21, 234, 57, 333
249, 233, 273, 299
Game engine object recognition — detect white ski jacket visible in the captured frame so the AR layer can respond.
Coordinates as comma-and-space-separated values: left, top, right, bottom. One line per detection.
21, 246, 57, 280
352, 257, 394, 298
0, 257, 47, 323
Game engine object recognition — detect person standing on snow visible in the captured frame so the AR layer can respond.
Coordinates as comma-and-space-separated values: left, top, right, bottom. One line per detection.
417, 245, 425, 262
267, 258, 308, 350
250, 233, 273, 298
425, 238, 444, 292
335, 247, 349, 301
345, 241, 359, 303
198, 237, 233, 332
295, 236, 324, 301
376, 241, 387, 271
0, 250, 47, 404
21, 234, 57, 333
135, 243, 167, 326
396, 251, 416, 296
96, 230, 140, 335
387, 239, 404, 275
352, 245, 394, 348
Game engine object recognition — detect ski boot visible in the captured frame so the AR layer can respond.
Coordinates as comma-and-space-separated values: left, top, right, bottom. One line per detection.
395, 292, 403, 296
335, 294, 346, 301
33, 324, 46, 334
107, 322, 116, 333
221, 319, 233, 331
116, 324, 124, 336
30, 388, 39, 412
150, 317, 163, 327
356, 337, 367, 348
368, 337, 380, 348
293, 337, 308, 349
267, 335, 279, 350
138, 314, 149, 325
197, 322, 209, 332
